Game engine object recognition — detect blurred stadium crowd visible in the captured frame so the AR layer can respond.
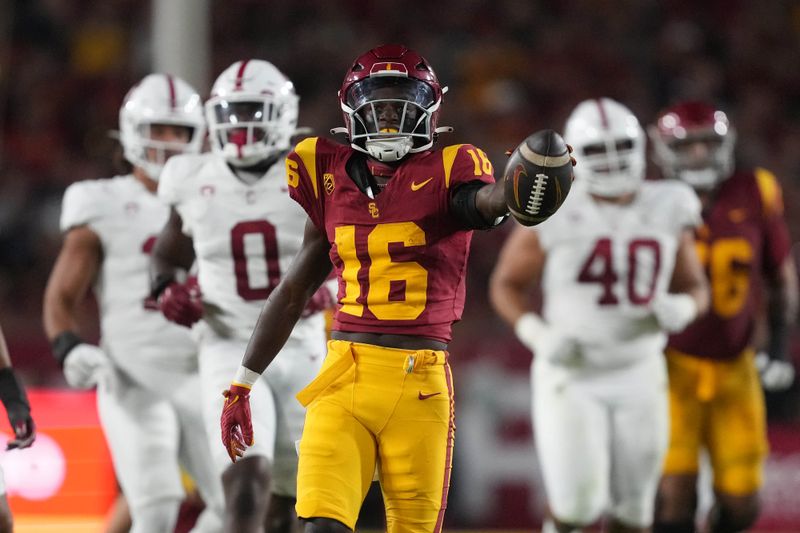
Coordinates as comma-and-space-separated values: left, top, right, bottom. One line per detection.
0, 0, 799, 414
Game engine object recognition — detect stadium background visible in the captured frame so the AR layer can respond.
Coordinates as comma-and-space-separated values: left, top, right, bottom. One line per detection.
0, 0, 799, 530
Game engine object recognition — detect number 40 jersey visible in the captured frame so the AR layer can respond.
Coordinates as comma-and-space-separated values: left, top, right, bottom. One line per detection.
159, 152, 317, 341
535, 179, 701, 368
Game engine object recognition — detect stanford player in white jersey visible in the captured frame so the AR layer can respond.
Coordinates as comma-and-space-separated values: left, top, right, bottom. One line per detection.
43, 74, 224, 533
490, 99, 710, 533
150, 60, 328, 533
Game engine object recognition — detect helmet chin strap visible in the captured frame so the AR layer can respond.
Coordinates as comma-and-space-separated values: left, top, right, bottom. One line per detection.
365, 137, 413, 162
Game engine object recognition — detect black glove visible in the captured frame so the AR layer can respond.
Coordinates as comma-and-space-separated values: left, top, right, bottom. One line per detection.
0, 368, 35, 450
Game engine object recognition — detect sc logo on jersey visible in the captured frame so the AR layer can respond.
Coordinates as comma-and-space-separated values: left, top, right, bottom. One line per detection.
323, 173, 335, 195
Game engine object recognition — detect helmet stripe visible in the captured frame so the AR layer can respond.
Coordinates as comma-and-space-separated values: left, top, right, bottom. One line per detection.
595, 98, 609, 129
234, 60, 250, 91
166, 74, 177, 110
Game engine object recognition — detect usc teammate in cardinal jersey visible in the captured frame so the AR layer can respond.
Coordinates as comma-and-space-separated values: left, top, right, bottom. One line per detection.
649, 102, 799, 533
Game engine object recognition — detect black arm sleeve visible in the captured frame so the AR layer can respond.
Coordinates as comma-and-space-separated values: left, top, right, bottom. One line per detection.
450, 181, 509, 230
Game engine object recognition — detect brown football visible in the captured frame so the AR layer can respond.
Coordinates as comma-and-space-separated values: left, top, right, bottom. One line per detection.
503, 129, 573, 226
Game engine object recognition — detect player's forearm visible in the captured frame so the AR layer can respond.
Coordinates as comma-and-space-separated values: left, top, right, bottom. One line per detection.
150, 214, 195, 294
766, 260, 798, 360
489, 276, 530, 327
241, 281, 311, 374
683, 278, 710, 318
42, 280, 83, 340
476, 182, 509, 221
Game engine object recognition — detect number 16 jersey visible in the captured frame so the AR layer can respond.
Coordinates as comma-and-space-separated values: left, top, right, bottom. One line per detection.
287, 137, 496, 344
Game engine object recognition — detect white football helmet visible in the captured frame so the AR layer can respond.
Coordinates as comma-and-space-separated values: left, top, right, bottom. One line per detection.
564, 98, 646, 198
119, 74, 205, 180
205, 60, 299, 167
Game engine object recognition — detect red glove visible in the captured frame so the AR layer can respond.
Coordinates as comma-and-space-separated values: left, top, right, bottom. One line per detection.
221, 384, 254, 463
159, 278, 203, 327
302, 285, 334, 318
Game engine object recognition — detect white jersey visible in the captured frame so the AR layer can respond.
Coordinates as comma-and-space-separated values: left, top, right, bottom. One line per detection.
60, 176, 197, 375
534, 179, 701, 368
159, 153, 319, 341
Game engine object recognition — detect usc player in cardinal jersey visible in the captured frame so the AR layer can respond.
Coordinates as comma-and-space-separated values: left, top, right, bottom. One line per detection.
648, 102, 799, 533
219, 44, 566, 533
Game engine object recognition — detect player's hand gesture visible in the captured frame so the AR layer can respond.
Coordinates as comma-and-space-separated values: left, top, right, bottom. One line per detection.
6, 406, 35, 450
221, 384, 254, 462
755, 352, 795, 392
63, 344, 109, 389
159, 278, 203, 327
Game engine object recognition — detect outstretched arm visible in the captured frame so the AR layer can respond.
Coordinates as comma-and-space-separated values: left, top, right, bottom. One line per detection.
242, 219, 332, 373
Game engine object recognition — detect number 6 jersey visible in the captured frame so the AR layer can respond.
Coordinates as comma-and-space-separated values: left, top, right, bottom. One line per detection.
159, 152, 318, 341
534, 179, 701, 368
287, 137, 496, 343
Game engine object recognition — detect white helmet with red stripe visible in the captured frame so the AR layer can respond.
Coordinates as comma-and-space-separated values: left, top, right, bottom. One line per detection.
205, 60, 299, 167
564, 98, 646, 197
119, 73, 205, 180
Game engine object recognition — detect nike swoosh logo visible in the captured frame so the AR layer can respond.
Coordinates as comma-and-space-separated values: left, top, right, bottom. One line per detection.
411, 178, 434, 191
418, 391, 441, 400
225, 395, 239, 409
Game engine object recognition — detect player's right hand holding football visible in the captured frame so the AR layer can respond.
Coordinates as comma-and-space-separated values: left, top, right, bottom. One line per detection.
159, 277, 203, 327
514, 313, 581, 365
221, 383, 254, 463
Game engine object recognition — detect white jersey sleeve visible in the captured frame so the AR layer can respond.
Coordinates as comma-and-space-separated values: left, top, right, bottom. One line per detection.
60, 181, 109, 232
158, 154, 209, 237
660, 179, 701, 233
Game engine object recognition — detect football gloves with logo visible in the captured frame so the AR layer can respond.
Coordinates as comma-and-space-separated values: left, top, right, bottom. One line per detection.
159, 278, 203, 327
651, 293, 698, 333
0, 367, 36, 450
755, 352, 795, 392
514, 312, 581, 366
221, 384, 254, 463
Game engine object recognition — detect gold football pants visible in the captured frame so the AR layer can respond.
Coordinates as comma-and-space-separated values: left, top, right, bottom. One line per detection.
295, 340, 455, 532
663, 348, 768, 495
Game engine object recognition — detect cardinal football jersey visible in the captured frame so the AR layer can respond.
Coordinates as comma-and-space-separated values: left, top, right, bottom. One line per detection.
286, 137, 495, 343
534, 179, 701, 368
60, 175, 197, 373
668, 169, 791, 361
159, 153, 319, 341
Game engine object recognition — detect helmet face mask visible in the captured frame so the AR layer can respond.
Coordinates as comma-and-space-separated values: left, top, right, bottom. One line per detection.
564, 98, 646, 198
649, 101, 736, 191
206, 60, 299, 168
119, 74, 206, 180
339, 45, 445, 162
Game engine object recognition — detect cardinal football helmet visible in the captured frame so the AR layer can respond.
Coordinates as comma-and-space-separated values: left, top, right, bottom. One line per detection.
336, 44, 449, 162
649, 101, 736, 190
564, 98, 646, 197
206, 60, 299, 167
119, 74, 205, 180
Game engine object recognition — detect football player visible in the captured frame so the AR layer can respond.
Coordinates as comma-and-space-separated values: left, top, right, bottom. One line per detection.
0, 323, 36, 533
43, 74, 224, 533
149, 60, 330, 533
649, 102, 799, 533
217, 44, 549, 533
490, 98, 710, 533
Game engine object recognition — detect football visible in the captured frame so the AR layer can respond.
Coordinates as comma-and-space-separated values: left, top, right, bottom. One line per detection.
503, 129, 573, 226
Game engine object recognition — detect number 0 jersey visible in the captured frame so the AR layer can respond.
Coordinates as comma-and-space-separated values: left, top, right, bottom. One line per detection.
534, 179, 701, 368
159, 153, 319, 341
60, 176, 196, 373
287, 137, 496, 343
668, 169, 792, 361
